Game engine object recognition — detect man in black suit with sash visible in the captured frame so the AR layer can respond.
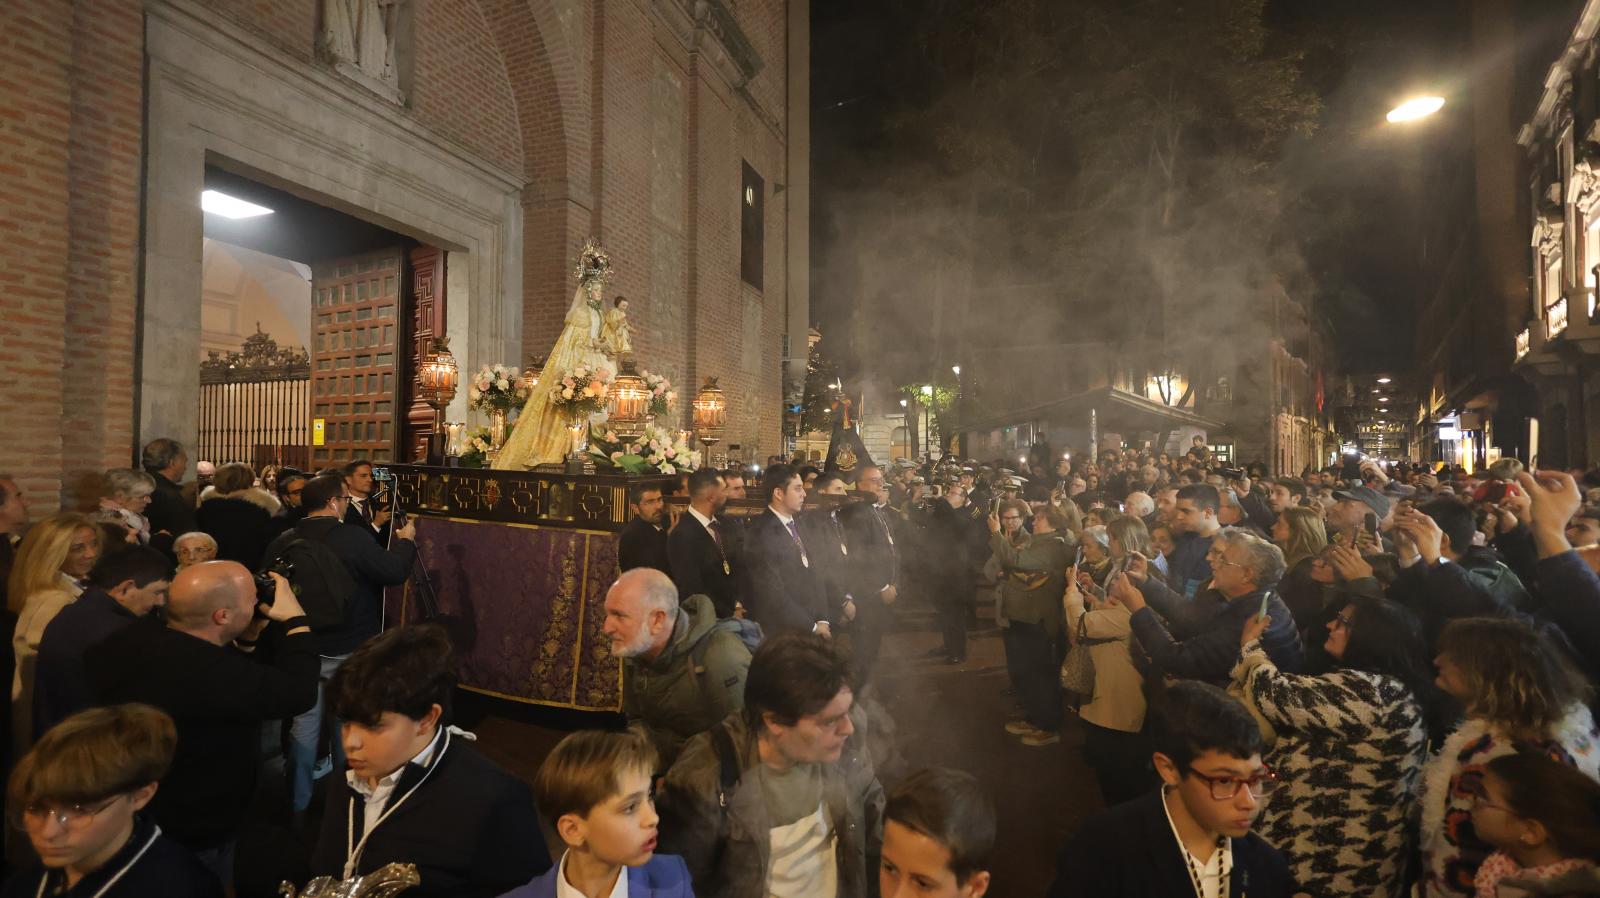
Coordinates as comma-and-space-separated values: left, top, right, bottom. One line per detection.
617, 482, 671, 574
836, 464, 899, 684
742, 464, 831, 637
1047, 681, 1295, 898
668, 468, 739, 618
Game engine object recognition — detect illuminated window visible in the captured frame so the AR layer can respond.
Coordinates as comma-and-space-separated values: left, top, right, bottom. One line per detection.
1516, 328, 1530, 360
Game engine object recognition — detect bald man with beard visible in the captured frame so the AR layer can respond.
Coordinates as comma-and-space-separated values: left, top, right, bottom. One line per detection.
86, 561, 318, 884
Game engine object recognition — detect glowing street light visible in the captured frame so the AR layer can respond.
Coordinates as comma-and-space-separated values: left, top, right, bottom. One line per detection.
1386, 96, 1445, 123
921, 384, 933, 397
1377, 376, 1392, 384
951, 365, 961, 376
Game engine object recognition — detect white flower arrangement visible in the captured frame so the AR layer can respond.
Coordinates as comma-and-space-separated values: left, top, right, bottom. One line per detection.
588, 423, 700, 474
639, 370, 677, 418
468, 363, 531, 414
550, 365, 613, 421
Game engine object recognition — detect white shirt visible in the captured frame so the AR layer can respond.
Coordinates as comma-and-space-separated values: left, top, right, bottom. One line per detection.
686, 505, 717, 536
1160, 787, 1231, 898
770, 506, 796, 528
554, 851, 629, 898
767, 803, 837, 898
347, 729, 443, 837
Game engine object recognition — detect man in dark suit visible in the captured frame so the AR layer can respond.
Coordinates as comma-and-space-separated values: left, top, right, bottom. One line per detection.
836, 464, 899, 684
341, 459, 391, 545
618, 482, 671, 573
1047, 681, 1295, 898
742, 464, 830, 637
668, 468, 738, 618
141, 438, 196, 539
313, 623, 549, 897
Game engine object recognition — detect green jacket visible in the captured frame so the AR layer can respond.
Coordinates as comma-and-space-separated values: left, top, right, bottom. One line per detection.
991, 531, 1071, 637
622, 594, 752, 767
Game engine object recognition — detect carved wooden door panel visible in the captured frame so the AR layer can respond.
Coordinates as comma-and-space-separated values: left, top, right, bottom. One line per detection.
309, 250, 405, 467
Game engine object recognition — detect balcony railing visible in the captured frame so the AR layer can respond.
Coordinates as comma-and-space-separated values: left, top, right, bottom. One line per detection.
1549, 298, 1570, 337
1516, 328, 1530, 360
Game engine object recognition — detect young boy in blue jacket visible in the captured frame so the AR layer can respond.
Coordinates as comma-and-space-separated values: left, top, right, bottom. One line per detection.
498, 730, 692, 898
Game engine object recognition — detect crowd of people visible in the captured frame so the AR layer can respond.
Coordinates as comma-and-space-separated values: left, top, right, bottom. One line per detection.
3, 432, 1600, 897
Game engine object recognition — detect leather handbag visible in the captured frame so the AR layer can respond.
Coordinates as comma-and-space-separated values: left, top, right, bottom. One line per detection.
1060, 613, 1115, 697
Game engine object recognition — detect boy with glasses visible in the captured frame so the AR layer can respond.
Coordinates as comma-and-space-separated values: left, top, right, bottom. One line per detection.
1047, 681, 1296, 898
3, 703, 221, 897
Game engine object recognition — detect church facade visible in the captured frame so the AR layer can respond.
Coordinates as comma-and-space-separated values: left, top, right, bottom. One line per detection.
4, 0, 810, 509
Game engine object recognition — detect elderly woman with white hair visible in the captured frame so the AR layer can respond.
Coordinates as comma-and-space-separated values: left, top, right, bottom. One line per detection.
172, 532, 218, 569
93, 468, 156, 545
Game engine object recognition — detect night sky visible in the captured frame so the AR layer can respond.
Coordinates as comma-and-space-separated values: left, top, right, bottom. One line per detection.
810, 0, 1580, 383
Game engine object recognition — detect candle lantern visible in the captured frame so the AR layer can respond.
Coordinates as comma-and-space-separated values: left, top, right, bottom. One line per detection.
693, 377, 727, 467
416, 338, 459, 464
606, 360, 651, 442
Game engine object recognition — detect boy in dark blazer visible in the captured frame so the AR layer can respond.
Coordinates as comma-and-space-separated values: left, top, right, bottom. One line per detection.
310, 624, 549, 897
498, 729, 691, 898
1047, 681, 1296, 898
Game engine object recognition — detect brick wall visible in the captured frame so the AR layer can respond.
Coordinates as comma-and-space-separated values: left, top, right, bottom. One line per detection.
2, 0, 799, 508
1, 0, 143, 513
411, 0, 524, 175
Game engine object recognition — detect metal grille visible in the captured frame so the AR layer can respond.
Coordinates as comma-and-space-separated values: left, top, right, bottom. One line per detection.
197, 327, 311, 468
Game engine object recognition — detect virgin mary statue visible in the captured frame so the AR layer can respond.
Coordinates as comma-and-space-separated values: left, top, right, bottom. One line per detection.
493, 244, 616, 469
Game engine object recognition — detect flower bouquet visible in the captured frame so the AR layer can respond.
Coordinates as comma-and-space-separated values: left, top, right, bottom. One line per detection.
549, 365, 613, 422
589, 423, 701, 475
456, 427, 495, 468
639, 370, 677, 418
467, 363, 530, 416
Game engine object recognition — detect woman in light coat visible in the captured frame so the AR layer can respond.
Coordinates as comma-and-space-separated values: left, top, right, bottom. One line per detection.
1066, 569, 1153, 805
7, 512, 102, 754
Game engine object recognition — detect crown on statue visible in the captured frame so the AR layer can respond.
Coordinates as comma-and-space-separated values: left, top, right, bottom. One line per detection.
573, 237, 614, 286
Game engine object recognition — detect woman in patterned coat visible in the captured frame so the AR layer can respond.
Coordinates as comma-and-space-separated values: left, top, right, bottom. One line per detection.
1231, 595, 1431, 897
1418, 617, 1600, 898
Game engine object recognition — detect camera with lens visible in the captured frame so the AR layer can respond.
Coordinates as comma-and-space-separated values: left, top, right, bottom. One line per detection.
254, 558, 295, 607
1219, 467, 1247, 481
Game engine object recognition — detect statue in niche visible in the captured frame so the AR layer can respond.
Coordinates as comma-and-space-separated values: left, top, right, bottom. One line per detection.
320, 0, 399, 90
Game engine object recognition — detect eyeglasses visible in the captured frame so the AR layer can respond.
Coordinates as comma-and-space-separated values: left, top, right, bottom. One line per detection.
1330, 612, 1355, 631
19, 795, 124, 831
1001, 515, 1022, 522
1187, 768, 1281, 800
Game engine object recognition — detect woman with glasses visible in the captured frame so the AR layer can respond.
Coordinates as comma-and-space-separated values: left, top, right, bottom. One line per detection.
92, 469, 156, 546
1418, 617, 1599, 898
1231, 596, 1430, 897
3, 703, 221, 897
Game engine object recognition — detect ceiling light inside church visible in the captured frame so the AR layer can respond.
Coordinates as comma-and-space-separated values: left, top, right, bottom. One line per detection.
202, 190, 274, 219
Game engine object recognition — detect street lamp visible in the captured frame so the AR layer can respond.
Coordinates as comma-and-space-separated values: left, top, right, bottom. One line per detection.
1386, 96, 1445, 123
1377, 376, 1392, 384
951, 365, 960, 376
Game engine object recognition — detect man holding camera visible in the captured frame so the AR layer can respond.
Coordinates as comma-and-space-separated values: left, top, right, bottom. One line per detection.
85, 560, 318, 886
342, 459, 392, 545
262, 473, 417, 816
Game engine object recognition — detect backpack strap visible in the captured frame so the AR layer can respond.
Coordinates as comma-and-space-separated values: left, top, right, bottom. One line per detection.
709, 722, 741, 809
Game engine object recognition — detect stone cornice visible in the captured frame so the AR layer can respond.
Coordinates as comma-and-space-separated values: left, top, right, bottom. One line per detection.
147, 0, 526, 198
1520, 3, 1600, 146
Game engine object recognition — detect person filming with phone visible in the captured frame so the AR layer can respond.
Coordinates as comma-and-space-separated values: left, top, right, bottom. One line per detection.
261, 473, 418, 819
1108, 529, 1302, 686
